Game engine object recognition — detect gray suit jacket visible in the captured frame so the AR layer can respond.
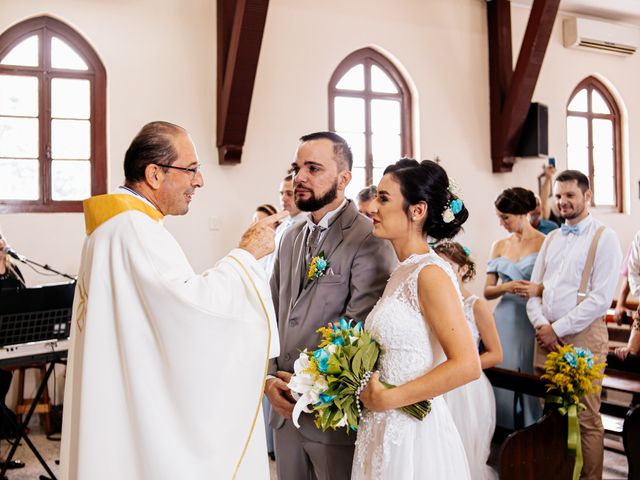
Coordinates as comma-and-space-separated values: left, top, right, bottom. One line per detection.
269, 200, 396, 445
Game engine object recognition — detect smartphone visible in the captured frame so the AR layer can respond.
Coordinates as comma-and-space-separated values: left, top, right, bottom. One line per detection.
548, 157, 556, 168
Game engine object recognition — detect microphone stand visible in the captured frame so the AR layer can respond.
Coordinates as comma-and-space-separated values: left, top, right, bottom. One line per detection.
13, 255, 76, 282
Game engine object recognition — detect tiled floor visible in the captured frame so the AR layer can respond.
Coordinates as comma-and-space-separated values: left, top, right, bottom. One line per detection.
0, 427, 628, 479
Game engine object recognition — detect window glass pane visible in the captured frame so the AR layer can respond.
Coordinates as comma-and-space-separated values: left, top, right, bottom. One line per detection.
372, 133, 401, 168
568, 88, 588, 112
335, 64, 364, 91
334, 97, 364, 133
566, 116, 588, 173
0, 75, 38, 116
51, 36, 88, 70
372, 167, 386, 186
592, 118, 613, 148
345, 167, 365, 201
51, 119, 90, 159
593, 171, 615, 205
0, 117, 38, 158
0, 159, 39, 200
371, 64, 398, 93
591, 90, 611, 115
51, 160, 91, 200
371, 99, 400, 134
592, 118, 615, 206
336, 131, 365, 168
0, 35, 38, 67
51, 78, 90, 119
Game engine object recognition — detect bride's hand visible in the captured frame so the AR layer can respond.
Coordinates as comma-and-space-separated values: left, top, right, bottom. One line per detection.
359, 372, 387, 412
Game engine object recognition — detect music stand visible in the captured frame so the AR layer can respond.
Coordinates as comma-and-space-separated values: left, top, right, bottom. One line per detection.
0, 282, 75, 480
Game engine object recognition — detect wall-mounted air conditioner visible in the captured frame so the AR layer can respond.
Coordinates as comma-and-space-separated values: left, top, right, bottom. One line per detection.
563, 17, 640, 55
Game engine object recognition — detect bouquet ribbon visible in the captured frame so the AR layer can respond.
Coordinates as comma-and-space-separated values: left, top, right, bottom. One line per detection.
546, 395, 584, 480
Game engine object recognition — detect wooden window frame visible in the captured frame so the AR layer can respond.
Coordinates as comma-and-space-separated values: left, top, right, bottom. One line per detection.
566, 76, 622, 213
328, 48, 413, 186
0, 16, 106, 213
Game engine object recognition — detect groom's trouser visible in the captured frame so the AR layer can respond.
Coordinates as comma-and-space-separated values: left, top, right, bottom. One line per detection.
274, 419, 354, 480
534, 317, 607, 480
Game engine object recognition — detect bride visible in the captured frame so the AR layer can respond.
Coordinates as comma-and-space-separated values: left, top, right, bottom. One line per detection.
352, 159, 481, 479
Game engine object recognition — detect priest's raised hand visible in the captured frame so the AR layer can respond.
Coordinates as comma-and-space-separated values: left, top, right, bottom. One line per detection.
240, 210, 290, 259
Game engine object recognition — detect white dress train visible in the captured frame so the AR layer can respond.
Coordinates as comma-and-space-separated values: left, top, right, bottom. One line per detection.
443, 295, 498, 480
352, 252, 471, 480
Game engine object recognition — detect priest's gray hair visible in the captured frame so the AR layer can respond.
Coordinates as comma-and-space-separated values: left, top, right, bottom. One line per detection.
124, 121, 187, 183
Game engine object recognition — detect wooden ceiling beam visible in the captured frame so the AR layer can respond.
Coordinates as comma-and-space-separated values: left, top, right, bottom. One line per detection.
487, 0, 560, 173
217, 0, 270, 164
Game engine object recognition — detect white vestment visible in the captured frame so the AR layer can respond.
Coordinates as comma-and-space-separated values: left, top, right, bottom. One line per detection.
60, 193, 278, 479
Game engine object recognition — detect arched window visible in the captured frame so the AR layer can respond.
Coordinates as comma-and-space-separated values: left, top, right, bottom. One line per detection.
0, 16, 106, 213
566, 76, 622, 211
328, 48, 413, 200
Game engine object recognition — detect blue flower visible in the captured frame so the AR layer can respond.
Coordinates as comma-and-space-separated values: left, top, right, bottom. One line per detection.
339, 318, 349, 331
332, 336, 344, 346
462, 246, 471, 257
316, 258, 328, 271
450, 198, 463, 215
354, 321, 363, 334
314, 348, 331, 373
318, 393, 336, 404
563, 351, 577, 368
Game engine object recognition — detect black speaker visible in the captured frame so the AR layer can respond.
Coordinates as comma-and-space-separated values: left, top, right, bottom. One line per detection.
516, 102, 548, 157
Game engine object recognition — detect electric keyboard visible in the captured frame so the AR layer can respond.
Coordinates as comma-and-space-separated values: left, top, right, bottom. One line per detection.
0, 338, 69, 367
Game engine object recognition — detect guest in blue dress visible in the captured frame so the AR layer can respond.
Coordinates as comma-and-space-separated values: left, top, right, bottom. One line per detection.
484, 187, 545, 430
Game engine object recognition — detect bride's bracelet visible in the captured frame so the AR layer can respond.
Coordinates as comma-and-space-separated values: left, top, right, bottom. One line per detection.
355, 370, 374, 421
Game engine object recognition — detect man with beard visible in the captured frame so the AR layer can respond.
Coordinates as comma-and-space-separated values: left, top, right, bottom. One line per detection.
527, 170, 621, 480
265, 132, 396, 480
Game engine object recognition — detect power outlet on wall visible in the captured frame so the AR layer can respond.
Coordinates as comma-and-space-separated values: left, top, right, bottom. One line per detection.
209, 217, 221, 231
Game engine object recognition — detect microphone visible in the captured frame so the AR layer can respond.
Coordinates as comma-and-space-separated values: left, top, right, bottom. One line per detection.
2, 245, 27, 262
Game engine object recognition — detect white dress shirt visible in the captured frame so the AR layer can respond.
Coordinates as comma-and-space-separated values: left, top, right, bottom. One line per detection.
303, 198, 348, 243
627, 231, 640, 296
526, 214, 622, 338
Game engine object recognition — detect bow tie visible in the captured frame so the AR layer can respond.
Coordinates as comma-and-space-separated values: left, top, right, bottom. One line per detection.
561, 223, 580, 236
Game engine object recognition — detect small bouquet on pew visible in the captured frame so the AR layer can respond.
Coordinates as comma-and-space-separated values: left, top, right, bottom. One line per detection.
287, 318, 431, 432
541, 344, 606, 480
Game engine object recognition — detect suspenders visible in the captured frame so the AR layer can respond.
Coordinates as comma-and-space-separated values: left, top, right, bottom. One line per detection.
539, 225, 606, 305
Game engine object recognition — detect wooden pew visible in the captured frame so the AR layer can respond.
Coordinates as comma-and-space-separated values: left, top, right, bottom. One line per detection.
485, 367, 574, 480
623, 405, 640, 480
486, 366, 640, 479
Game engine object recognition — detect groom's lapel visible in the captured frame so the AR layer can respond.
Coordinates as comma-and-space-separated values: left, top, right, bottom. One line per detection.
290, 227, 307, 302
292, 202, 355, 308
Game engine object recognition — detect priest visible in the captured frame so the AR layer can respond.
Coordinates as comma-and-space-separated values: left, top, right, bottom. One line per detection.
60, 121, 287, 479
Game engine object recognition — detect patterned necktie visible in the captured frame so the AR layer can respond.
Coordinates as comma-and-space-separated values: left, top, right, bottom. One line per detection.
306, 225, 324, 264
560, 223, 580, 236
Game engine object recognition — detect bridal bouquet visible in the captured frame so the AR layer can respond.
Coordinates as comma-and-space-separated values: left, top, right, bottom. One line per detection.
287, 318, 431, 432
541, 344, 606, 480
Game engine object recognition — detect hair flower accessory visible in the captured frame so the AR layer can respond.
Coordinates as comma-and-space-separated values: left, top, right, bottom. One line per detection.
308, 251, 330, 282
448, 178, 462, 197
462, 245, 471, 256
450, 198, 463, 215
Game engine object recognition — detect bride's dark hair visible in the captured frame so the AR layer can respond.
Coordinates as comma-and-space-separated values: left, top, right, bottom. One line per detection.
383, 159, 468, 240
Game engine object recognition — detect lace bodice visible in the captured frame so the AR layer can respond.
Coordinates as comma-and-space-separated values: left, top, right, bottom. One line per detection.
353, 251, 470, 480
463, 294, 481, 347
365, 251, 462, 386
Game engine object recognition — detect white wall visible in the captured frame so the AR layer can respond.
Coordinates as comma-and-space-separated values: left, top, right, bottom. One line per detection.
0, 0, 638, 298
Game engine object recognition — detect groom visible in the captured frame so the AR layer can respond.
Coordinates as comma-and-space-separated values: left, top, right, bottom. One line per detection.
265, 132, 396, 480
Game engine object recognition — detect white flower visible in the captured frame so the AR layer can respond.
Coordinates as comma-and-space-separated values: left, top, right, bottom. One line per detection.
442, 208, 455, 223
335, 414, 348, 428
327, 344, 337, 354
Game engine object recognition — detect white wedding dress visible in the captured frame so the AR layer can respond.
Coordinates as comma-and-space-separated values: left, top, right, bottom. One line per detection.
443, 295, 498, 480
352, 252, 471, 480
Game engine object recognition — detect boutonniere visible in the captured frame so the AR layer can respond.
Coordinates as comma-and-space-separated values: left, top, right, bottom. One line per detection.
307, 251, 330, 282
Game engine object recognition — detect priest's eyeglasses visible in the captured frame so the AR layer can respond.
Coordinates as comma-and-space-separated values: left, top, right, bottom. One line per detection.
155, 163, 202, 179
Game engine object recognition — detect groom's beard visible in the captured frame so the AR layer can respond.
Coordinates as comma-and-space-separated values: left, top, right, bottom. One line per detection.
296, 181, 338, 212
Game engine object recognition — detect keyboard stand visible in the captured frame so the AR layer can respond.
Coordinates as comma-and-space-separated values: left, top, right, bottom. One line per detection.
0, 358, 63, 480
